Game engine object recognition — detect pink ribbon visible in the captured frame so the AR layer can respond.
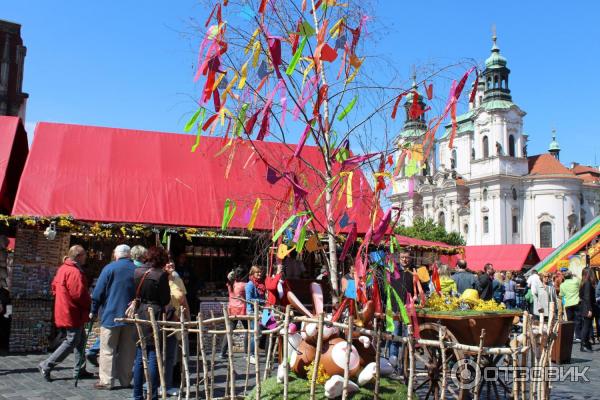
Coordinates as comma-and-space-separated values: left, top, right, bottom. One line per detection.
339, 222, 357, 262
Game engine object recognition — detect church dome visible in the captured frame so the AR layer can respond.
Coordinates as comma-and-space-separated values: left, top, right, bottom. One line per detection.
485, 44, 507, 69
548, 131, 560, 151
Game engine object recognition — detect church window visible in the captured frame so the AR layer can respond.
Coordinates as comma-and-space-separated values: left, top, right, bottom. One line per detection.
580, 193, 584, 205
482, 136, 489, 158
451, 149, 457, 170
463, 224, 469, 234
508, 135, 515, 157
483, 216, 489, 234
540, 222, 553, 248
512, 188, 517, 201
512, 215, 518, 234
471, 148, 475, 160
494, 75, 499, 89
581, 209, 586, 228
438, 212, 445, 229
483, 188, 488, 201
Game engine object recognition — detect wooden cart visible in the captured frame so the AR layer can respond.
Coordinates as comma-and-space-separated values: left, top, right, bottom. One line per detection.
402, 310, 522, 400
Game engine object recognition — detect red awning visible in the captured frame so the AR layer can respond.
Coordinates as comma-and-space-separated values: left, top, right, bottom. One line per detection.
536, 247, 555, 261
463, 244, 540, 271
13, 122, 378, 233
395, 235, 454, 249
0, 116, 28, 215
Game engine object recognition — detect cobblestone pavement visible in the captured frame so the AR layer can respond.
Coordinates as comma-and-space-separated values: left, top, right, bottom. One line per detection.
0, 344, 598, 399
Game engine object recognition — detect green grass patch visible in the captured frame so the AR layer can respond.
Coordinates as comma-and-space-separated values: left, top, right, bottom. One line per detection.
246, 373, 411, 399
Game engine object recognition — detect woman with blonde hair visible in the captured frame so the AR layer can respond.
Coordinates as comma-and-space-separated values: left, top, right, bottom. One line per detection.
438, 264, 457, 296
503, 271, 517, 309
245, 265, 266, 364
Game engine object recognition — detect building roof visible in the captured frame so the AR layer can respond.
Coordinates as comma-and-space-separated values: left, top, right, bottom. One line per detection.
464, 244, 539, 271
0, 116, 28, 215
527, 153, 576, 177
485, 39, 508, 69
572, 165, 599, 175
12, 122, 378, 233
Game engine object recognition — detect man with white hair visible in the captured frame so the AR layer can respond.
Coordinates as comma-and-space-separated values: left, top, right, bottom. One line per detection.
90, 244, 137, 390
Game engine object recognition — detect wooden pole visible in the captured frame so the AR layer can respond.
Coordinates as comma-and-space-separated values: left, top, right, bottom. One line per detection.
148, 307, 167, 400
134, 314, 153, 400
180, 307, 191, 400
521, 312, 529, 400
310, 313, 325, 400
406, 324, 415, 400
373, 318, 381, 400
162, 313, 167, 365
263, 332, 273, 381
222, 307, 236, 400
209, 311, 217, 400
243, 320, 251, 397
282, 305, 291, 400
473, 329, 486, 400
439, 326, 447, 400
196, 313, 210, 400
253, 302, 261, 400
341, 315, 353, 400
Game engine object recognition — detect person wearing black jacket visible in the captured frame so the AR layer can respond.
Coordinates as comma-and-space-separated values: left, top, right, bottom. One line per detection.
579, 268, 595, 352
387, 251, 415, 370
132, 247, 171, 400
478, 264, 495, 301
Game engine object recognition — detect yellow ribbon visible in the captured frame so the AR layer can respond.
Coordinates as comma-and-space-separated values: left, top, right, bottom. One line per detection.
329, 18, 345, 38
302, 59, 315, 85
238, 61, 249, 90
252, 41, 262, 68
244, 28, 260, 54
213, 71, 227, 91
221, 72, 239, 103
247, 198, 262, 231
340, 171, 354, 208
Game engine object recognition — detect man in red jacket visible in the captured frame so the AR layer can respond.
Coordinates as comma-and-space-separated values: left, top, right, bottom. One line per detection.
39, 245, 93, 381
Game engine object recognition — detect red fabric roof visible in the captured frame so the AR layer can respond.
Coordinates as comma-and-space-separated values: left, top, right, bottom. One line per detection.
13, 122, 378, 233
0, 116, 28, 215
536, 247, 555, 261
395, 235, 454, 249
463, 244, 540, 271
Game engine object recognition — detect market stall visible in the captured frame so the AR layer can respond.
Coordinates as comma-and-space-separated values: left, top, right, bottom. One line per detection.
6, 121, 377, 352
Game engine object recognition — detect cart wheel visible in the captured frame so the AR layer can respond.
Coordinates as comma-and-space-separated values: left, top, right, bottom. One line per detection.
403, 323, 468, 400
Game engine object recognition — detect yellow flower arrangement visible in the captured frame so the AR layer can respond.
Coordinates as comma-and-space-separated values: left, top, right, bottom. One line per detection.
304, 361, 330, 386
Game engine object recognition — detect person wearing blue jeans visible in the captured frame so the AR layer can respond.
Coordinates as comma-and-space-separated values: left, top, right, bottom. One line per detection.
164, 334, 179, 396
86, 337, 101, 367
133, 347, 159, 400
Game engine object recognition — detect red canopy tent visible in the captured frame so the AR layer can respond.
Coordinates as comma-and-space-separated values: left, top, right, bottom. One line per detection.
0, 116, 28, 215
463, 244, 540, 272
536, 247, 555, 261
12, 122, 377, 233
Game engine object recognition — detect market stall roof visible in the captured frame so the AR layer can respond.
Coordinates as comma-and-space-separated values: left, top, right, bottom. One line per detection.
12, 122, 378, 233
0, 116, 28, 215
395, 235, 456, 249
463, 244, 540, 271
536, 247, 555, 261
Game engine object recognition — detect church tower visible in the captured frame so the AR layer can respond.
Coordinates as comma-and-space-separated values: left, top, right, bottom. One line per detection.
549, 130, 560, 160
391, 74, 434, 226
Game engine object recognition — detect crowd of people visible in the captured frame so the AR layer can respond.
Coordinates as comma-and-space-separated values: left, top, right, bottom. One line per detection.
435, 258, 600, 352
35, 242, 600, 398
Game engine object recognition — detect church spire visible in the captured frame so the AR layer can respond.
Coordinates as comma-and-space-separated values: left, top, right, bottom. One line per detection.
399, 67, 427, 139
482, 27, 512, 103
549, 129, 561, 160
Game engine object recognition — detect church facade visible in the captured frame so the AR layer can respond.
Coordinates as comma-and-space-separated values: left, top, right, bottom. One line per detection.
390, 36, 600, 248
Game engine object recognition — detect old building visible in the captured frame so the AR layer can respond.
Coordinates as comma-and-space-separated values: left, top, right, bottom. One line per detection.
391, 35, 600, 248
0, 19, 27, 118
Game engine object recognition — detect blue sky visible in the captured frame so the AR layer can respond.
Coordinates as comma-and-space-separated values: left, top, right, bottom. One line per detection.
3, 1, 598, 166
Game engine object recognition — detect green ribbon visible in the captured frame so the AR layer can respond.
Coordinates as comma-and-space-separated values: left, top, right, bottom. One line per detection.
184, 108, 203, 132
337, 96, 357, 121
234, 103, 249, 137
385, 280, 409, 333
335, 148, 350, 163
221, 199, 236, 231
190, 108, 207, 153
161, 230, 168, 245
272, 212, 310, 242
286, 36, 308, 76
295, 216, 313, 253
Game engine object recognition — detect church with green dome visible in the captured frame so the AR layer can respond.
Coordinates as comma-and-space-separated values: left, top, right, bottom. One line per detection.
390, 35, 600, 248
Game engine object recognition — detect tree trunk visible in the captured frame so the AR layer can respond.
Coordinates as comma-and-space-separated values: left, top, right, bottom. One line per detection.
326, 171, 340, 306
